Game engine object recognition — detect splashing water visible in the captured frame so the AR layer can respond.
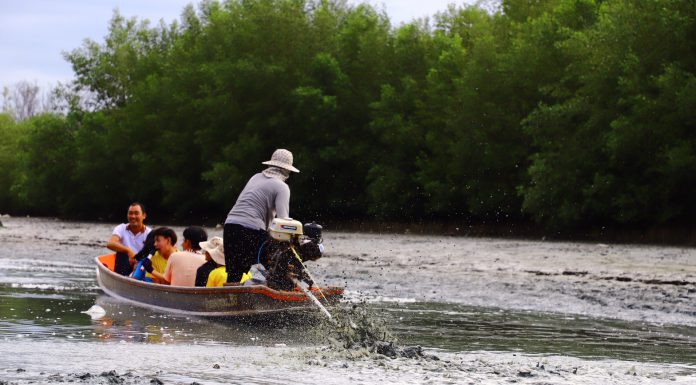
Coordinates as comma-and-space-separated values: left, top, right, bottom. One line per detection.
81, 304, 106, 320
316, 302, 439, 361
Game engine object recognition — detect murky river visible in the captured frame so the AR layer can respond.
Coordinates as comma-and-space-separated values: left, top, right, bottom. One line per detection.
1, 216, 696, 384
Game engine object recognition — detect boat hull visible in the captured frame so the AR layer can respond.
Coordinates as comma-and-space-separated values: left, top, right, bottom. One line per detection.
95, 255, 342, 317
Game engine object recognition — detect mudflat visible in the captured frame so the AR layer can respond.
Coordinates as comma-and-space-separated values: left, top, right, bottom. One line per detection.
1, 216, 695, 384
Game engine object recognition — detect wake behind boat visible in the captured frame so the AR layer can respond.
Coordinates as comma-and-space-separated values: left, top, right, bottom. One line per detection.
95, 254, 343, 317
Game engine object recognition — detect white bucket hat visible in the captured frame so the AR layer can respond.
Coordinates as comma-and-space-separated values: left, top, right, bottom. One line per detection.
262, 149, 300, 173
199, 236, 225, 265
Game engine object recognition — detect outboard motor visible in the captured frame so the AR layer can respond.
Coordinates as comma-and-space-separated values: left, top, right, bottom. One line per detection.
264, 218, 322, 290
268, 218, 303, 241
303, 222, 323, 244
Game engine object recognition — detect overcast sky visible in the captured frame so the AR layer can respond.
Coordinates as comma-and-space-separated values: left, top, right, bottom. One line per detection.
0, 0, 474, 89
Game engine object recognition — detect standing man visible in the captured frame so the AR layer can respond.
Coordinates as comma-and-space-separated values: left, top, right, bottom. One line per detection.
107, 202, 151, 276
223, 149, 299, 283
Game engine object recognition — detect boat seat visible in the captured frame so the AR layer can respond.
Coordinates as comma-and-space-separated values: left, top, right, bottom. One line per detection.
98, 253, 117, 272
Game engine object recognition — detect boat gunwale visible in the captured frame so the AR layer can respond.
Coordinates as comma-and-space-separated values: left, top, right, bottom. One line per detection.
94, 255, 343, 302
96, 271, 317, 317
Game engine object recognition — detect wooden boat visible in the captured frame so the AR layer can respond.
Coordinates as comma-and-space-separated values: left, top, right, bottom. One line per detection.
95, 254, 343, 317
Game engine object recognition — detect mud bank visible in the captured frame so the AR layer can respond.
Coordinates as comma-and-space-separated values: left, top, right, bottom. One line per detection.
1, 340, 695, 385
322, 231, 696, 326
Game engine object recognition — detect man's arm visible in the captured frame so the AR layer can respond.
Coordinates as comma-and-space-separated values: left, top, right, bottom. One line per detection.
275, 184, 290, 218
106, 234, 135, 259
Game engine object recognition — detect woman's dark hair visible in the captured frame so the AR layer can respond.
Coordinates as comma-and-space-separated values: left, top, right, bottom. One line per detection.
183, 226, 208, 250
152, 226, 177, 245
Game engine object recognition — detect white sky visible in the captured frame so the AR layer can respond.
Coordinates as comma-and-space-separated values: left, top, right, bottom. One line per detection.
0, 0, 474, 89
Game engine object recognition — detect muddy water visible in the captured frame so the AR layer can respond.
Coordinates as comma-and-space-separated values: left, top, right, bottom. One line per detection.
1, 216, 696, 384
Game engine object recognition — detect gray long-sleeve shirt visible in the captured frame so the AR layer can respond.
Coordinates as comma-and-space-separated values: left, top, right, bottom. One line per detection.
224, 173, 290, 230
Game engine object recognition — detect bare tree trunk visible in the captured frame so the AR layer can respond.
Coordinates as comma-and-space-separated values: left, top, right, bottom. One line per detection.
13, 81, 40, 121
1, 81, 40, 120
1, 81, 96, 120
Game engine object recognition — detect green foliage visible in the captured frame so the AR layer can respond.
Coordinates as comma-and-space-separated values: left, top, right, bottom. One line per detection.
14, 114, 78, 214
520, 0, 696, 228
415, 6, 533, 220
2, 0, 695, 233
0, 114, 26, 212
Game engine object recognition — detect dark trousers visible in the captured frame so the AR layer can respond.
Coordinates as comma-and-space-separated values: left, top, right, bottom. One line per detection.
224, 223, 268, 283
114, 252, 133, 276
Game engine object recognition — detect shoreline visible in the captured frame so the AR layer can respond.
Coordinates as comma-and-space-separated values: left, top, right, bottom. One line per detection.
2, 213, 695, 247
300, 218, 696, 248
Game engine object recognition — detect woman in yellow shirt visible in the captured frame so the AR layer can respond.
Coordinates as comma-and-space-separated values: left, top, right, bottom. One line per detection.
206, 266, 228, 287
195, 237, 227, 287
